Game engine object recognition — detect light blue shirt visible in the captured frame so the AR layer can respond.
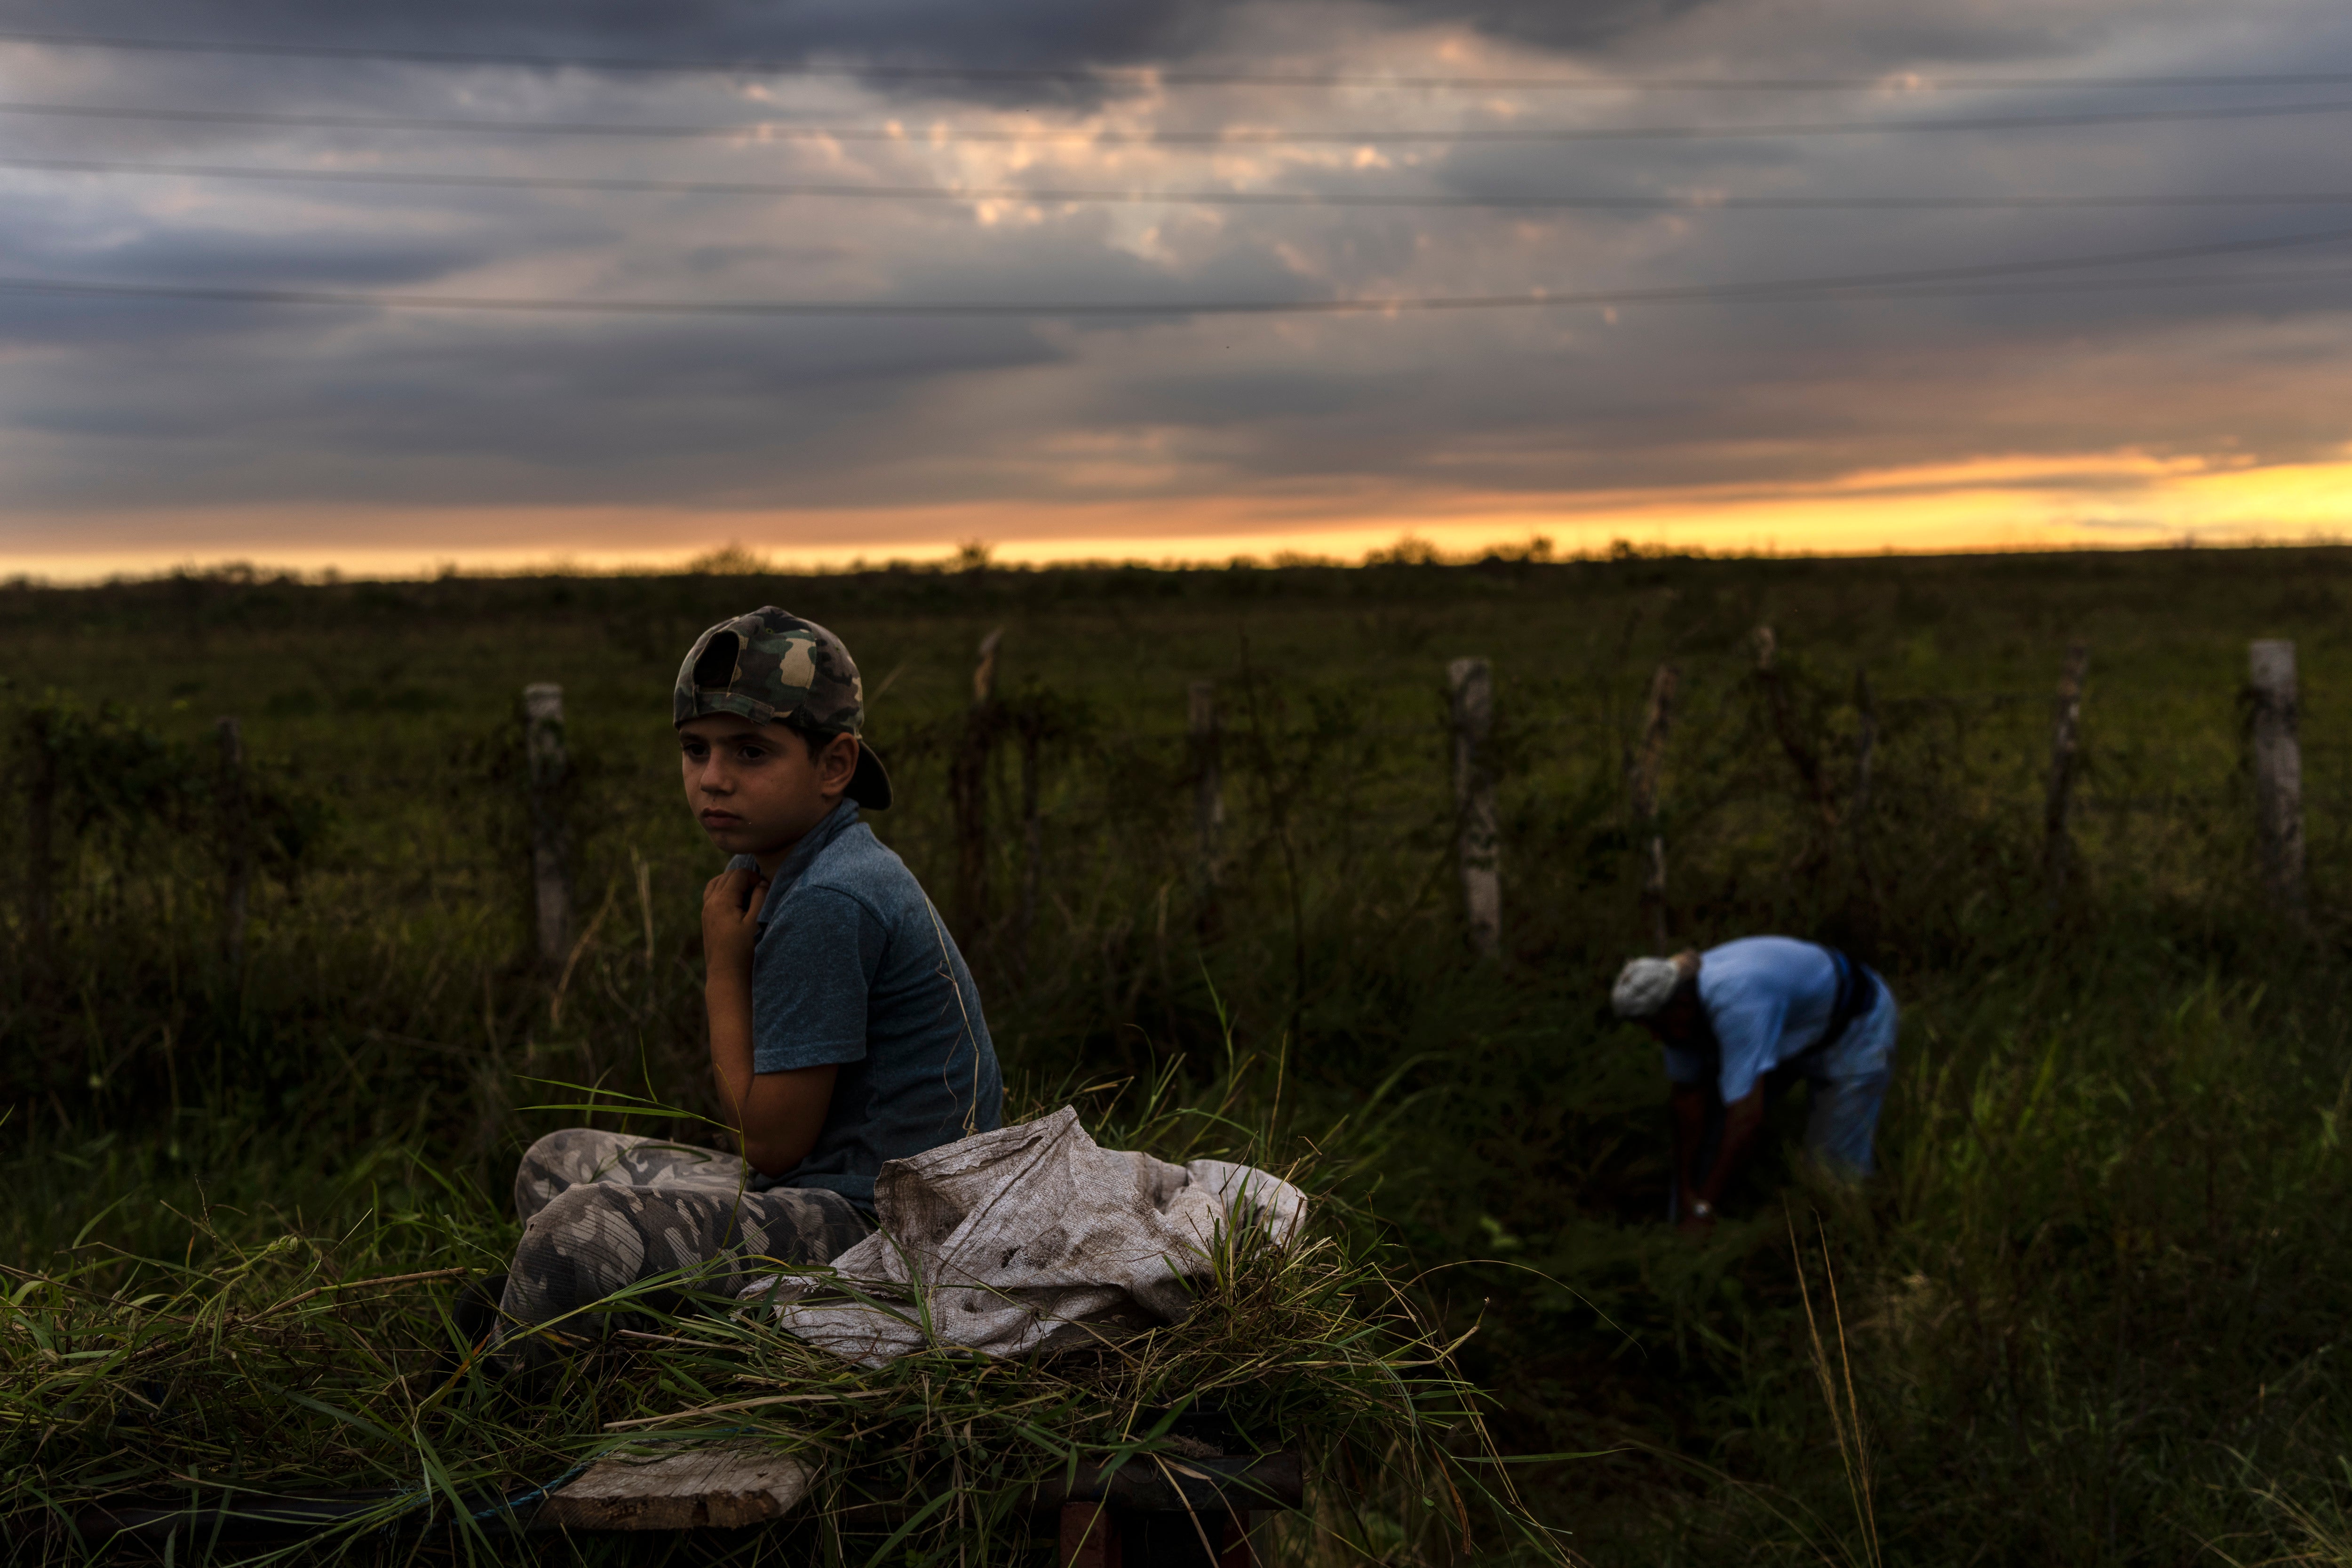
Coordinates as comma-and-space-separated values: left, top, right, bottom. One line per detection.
1661, 936, 1897, 1103
728, 799, 1002, 1211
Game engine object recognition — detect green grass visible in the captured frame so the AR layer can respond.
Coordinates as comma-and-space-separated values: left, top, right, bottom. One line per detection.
3, 1051, 1539, 1567
9, 548, 2352, 1562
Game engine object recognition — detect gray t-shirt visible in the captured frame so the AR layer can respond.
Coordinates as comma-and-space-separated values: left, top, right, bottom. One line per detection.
730, 800, 1002, 1211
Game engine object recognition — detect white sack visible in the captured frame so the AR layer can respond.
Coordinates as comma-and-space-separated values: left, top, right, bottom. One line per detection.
738, 1106, 1307, 1367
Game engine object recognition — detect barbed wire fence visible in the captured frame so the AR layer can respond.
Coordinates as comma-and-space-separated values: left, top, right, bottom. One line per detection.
0, 625, 2328, 1115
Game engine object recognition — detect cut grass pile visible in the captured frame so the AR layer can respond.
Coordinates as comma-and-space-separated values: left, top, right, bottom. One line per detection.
2, 1063, 1565, 1566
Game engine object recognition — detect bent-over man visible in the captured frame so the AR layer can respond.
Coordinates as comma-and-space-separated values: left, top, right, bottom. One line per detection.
1611, 937, 1896, 1233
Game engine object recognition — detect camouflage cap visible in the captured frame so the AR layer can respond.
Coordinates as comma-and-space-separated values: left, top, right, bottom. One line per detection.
673, 607, 892, 809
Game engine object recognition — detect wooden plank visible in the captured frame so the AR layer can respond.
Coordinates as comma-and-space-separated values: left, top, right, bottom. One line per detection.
535, 1442, 815, 1532
831, 1452, 1305, 1534
1217, 1512, 1261, 1568
1037, 1453, 1304, 1513
1060, 1501, 1123, 1568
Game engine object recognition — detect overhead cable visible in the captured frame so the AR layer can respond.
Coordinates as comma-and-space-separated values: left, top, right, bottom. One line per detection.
8, 96, 2352, 142
1802, 263, 2352, 299
2, 27, 2351, 92
3, 222, 2347, 318
6, 263, 2346, 319
17, 152, 2352, 212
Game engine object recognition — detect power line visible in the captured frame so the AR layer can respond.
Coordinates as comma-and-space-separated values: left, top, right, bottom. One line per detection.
1808, 263, 2352, 299
19, 152, 2352, 213
3, 222, 2346, 318
2, 27, 2351, 93
8, 96, 2352, 143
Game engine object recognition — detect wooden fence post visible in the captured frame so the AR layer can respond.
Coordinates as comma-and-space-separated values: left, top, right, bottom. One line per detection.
1189, 681, 1225, 899
216, 716, 251, 973
1449, 657, 1501, 959
1851, 668, 1880, 914
950, 629, 1003, 947
2249, 638, 2307, 918
523, 683, 572, 973
1013, 703, 1044, 981
1627, 663, 1677, 951
2042, 643, 2089, 908
23, 707, 56, 986
1754, 627, 1836, 857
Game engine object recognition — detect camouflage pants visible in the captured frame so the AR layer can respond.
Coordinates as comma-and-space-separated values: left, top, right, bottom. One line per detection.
496, 1128, 871, 1341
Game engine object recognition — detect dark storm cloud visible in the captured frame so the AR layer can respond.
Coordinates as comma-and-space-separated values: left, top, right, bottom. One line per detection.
0, 0, 1233, 92
0, 288, 1098, 502
4, 0, 2352, 557
1370, 0, 1714, 55
0, 0, 1777, 96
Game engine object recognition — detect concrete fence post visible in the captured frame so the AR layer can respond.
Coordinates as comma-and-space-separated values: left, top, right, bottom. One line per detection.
1627, 663, 1677, 951
1851, 667, 1881, 916
23, 707, 56, 987
1188, 680, 1224, 898
2249, 638, 2307, 917
1449, 657, 1501, 960
1013, 704, 1045, 980
950, 629, 1003, 947
1754, 626, 1835, 828
523, 683, 572, 972
216, 716, 251, 973
2042, 643, 2090, 908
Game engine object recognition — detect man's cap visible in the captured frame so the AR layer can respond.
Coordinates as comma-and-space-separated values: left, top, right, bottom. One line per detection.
1611, 956, 1685, 1019
674, 606, 893, 809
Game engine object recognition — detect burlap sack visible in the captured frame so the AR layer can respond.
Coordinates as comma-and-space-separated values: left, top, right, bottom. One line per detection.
738, 1107, 1307, 1366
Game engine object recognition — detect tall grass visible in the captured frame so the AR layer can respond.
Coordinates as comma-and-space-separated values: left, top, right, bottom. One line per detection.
2, 1051, 1562, 1567
10, 552, 2352, 1562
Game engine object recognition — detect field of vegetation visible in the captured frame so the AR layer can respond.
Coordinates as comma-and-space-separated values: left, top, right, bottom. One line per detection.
9, 544, 2352, 1564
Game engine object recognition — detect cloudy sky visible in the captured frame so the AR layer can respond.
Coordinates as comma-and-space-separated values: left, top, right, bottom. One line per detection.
4, 0, 2352, 576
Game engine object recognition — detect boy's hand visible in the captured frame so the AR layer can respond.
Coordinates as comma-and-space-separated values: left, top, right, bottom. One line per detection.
701, 866, 769, 980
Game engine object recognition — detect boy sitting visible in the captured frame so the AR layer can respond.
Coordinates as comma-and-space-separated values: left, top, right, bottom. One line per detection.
495, 608, 1003, 1341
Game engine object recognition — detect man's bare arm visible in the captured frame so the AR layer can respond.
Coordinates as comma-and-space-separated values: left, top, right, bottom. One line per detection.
1668, 1082, 1767, 1231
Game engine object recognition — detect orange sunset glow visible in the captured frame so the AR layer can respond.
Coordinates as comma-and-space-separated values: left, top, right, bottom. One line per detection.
14, 447, 2352, 581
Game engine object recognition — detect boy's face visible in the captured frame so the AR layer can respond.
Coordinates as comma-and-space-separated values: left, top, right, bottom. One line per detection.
678, 714, 859, 864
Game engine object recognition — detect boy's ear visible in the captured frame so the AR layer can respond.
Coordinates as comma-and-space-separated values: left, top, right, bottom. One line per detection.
820, 732, 861, 795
